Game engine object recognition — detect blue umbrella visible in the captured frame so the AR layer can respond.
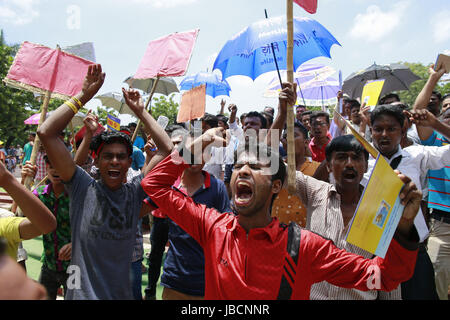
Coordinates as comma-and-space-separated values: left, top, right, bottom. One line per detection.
213, 16, 341, 81
179, 72, 232, 98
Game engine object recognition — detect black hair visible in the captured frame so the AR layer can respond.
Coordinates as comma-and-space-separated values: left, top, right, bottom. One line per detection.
431, 91, 442, 101
128, 122, 137, 128
310, 111, 330, 125
348, 99, 361, 110
442, 93, 450, 101
301, 110, 312, 117
379, 93, 400, 105
370, 104, 405, 128
201, 113, 219, 128
295, 121, 309, 139
261, 111, 274, 127
325, 135, 369, 162
216, 114, 229, 124
234, 141, 286, 207
90, 131, 133, 157
264, 106, 275, 114
244, 111, 267, 129
234, 141, 286, 185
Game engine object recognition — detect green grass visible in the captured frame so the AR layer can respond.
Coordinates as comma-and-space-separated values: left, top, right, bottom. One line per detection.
22, 236, 164, 300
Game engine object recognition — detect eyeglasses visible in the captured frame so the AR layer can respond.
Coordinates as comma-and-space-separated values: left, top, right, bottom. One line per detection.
311, 122, 328, 127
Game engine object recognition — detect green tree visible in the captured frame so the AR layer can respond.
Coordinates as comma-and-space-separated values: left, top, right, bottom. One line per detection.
150, 94, 179, 125
92, 105, 119, 126
396, 62, 449, 108
0, 35, 40, 147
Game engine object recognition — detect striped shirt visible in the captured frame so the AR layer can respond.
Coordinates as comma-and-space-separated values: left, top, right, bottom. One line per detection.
294, 171, 401, 300
421, 131, 449, 213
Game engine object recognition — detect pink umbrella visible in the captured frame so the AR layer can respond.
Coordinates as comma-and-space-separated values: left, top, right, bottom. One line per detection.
24, 112, 51, 125
24, 110, 85, 126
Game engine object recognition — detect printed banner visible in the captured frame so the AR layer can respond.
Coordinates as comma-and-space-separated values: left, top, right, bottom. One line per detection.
346, 153, 405, 258
107, 114, 121, 132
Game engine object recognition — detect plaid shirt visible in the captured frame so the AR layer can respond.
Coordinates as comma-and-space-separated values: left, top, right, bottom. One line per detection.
35, 151, 47, 182
33, 184, 71, 272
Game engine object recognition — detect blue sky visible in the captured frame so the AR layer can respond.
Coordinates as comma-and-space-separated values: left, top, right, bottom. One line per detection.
1, 0, 449, 124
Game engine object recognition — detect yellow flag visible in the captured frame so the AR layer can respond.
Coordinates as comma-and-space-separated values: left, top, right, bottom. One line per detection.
361, 79, 385, 110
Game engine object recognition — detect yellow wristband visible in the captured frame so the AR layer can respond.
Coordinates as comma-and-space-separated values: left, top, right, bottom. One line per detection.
65, 100, 78, 114
72, 96, 83, 108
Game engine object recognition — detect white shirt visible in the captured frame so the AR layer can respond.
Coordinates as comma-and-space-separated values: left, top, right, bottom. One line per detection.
363, 144, 450, 242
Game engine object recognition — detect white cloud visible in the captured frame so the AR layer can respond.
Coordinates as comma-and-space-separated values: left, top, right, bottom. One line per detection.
349, 1, 409, 42
0, 0, 40, 25
431, 10, 450, 43
130, 0, 199, 9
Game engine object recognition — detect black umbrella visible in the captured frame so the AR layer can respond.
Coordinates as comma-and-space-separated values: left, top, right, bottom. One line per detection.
342, 63, 421, 99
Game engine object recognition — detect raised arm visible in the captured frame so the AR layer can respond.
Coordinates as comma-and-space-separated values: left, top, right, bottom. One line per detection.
141, 128, 226, 243
407, 109, 450, 141
122, 88, 173, 176
73, 111, 100, 166
0, 162, 56, 239
412, 65, 446, 140
266, 82, 296, 145
38, 64, 105, 182
333, 91, 347, 130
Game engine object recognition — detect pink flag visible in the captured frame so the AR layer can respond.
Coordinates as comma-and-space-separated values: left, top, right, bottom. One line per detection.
293, 0, 318, 14
134, 29, 199, 79
4, 41, 95, 99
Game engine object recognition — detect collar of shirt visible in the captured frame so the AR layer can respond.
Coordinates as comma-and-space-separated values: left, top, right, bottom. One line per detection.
225, 216, 283, 243
174, 170, 211, 196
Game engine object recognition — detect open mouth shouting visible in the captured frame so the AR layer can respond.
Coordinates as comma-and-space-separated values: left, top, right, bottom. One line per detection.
107, 169, 122, 179
234, 180, 254, 207
342, 169, 358, 182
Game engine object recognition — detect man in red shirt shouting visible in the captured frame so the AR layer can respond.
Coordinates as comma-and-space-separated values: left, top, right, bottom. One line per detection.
142, 86, 421, 300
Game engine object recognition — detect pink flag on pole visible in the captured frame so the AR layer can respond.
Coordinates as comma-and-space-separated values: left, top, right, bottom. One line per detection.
293, 0, 318, 14
134, 29, 199, 79
4, 41, 95, 99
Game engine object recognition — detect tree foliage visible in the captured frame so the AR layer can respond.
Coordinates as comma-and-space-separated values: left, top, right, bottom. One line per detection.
150, 94, 179, 125
396, 62, 449, 107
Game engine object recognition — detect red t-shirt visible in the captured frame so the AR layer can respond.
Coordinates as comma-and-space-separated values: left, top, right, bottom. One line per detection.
308, 133, 332, 162
142, 152, 418, 300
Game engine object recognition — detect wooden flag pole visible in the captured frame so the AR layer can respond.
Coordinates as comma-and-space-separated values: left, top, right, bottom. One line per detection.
23, 90, 51, 190
131, 76, 160, 143
286, 0, 296, 194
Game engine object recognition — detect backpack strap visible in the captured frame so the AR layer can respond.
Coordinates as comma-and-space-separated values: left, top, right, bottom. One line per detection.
277, 222, 302, 300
